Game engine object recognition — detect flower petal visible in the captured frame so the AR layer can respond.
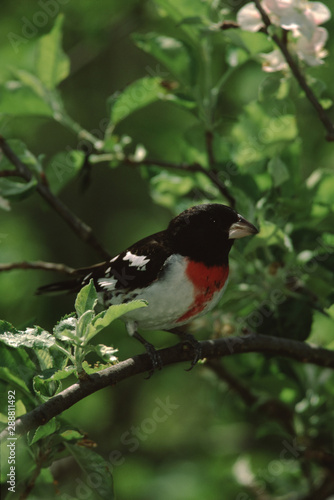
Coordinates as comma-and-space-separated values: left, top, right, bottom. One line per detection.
237, 3, 264, 32
261, 49, 288, 72
295, 27, 328, 65
308, 2, 331, 25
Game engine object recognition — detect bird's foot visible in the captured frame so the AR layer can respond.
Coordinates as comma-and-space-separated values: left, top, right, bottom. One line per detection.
174, 331, 202, 371
143, 341, 163, 379
133, 331, 162, 378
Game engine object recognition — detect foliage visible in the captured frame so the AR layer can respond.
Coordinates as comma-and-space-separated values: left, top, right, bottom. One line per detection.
0, 281, 146, 499
0, 0, 334, 498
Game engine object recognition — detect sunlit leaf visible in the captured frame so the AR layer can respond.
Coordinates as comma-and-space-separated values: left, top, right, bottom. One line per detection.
85, 300, 147, 342
133, 33, 196, 86
110, 77, 167, 125
0, 322, 55, 349
35, 14, 70, 89
94, 344, 118, 363
28, 418, 58, 445
75, 280, 98, 318
267, 157, 290, 187
45, 150, 85, 194
0, 177, 37, 201
0, 82, 53, 117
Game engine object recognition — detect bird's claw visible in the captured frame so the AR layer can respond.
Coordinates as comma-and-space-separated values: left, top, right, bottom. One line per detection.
179, 333, 202, 371
132, 330, 163, 378
143, 341, 163, 379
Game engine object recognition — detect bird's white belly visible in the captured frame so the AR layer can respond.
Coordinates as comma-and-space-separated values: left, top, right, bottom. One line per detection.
99, 254, 228, 331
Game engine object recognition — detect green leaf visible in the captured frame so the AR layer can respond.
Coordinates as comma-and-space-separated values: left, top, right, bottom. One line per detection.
0, 342, 36, 398
60, 429, 85, 441
110, 77, 167, 125
226, 47, 249, 68
224, 31, 272, 56
231, 101, 297, 167
36, 366, 77, 384
28, 418, 58, 445
35, 14, 70, 89
0, 322, 55, 349
33, 374, 61, 400
150, 171, 195, 209
0, 177, 37, 201
65, 444, 114, 500
0, 139, 43, 175
94, 344, 118, 363
45, 150, 85, 194
85, 300, 147, 343
316, 175, 334, 207
244, 220, 291, 254
78, 309, 95, 340
267, 157, 290, 187
53, 315, 78, 341
14, 68, 66, 119
165, 93, 196, 110
0, 367, 31, 395
75, 280, 98, 317
177, 16, 204, 26
133, 33, 196, 87
257, 296, 313, 341
0, 82, 53, 117
14, 68, 50, 101
153, 0, 209, 25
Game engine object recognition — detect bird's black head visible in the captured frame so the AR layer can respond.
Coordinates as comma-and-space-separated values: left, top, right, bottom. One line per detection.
167, 203, 258, 266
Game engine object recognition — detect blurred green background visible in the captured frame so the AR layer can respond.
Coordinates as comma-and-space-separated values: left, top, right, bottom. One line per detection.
1, 0, 334, 499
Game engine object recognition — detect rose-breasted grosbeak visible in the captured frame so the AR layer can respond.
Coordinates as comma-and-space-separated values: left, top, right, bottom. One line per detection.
38, 204, 258, 371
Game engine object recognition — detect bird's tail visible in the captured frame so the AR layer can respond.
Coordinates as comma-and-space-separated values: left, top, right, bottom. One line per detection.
36, 278, 82, 295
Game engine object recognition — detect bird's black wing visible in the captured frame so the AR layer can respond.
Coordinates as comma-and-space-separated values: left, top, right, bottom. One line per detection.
37, 231, 172, 295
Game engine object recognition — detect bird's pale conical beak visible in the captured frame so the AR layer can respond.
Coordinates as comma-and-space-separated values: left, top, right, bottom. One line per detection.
228, 216, 259, 240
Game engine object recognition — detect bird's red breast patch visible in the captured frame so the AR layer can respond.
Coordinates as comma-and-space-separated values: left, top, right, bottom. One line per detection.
177, 260, 229, 323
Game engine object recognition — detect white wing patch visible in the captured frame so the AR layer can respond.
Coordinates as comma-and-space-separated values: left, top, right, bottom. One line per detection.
98, 277, 118, 291
123, 251, 150, 271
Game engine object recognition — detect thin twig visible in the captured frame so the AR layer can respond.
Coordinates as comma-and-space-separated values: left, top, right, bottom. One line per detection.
2, 333, 334, 439
123, 156, 236, 207
0, 136, 110, 260
253, 0, 334, 141
0, 261, 75, 275
0, 169, 24, 178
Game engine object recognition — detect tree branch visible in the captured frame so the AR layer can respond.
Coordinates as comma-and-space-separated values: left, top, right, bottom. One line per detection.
253, 0, 334, 142
123, 156, 236, 207
1, 334, 334, 440
0, 136, 110, 260
0, 260, 75, 275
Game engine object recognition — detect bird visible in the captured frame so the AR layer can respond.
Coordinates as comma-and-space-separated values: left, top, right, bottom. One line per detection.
38, 203, 258, 372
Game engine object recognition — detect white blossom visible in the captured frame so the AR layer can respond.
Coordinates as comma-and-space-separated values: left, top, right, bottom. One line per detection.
295, 26, 328, 65
236, 0, 331, 71
261, 49, 289, 72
